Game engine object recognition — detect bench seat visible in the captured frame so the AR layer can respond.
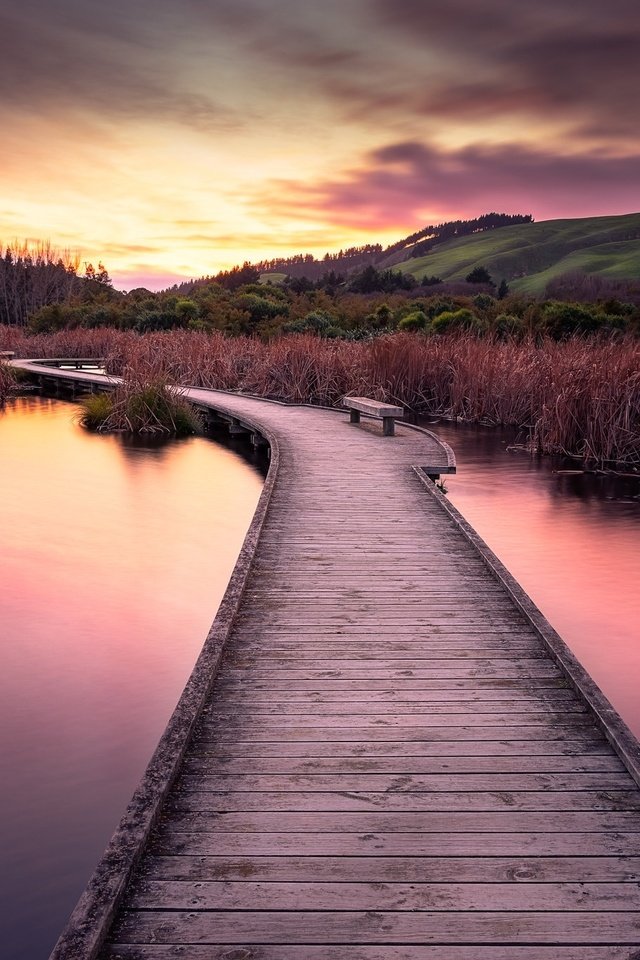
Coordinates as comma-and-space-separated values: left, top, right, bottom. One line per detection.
342, 396, 404, 436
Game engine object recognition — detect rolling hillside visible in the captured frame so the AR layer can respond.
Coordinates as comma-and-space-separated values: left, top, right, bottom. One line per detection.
396, 213, 640, 294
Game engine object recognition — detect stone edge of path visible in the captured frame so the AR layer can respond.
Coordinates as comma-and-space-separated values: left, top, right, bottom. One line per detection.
48, 402, 280, 960
413, 466, 640, 790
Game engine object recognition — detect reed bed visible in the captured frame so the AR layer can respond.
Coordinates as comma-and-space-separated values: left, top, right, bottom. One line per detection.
2, 324, 638, 467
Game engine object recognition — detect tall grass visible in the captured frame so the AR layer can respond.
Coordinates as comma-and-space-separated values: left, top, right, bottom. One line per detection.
0, 360, 16, 403
2, 324, 638, 466
80, 361, 200, 436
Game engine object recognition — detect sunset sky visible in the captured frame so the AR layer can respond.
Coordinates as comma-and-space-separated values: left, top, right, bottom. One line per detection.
2, 0, 639, 289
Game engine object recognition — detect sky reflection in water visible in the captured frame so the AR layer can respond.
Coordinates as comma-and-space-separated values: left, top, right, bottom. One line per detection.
430, 420, 640, 740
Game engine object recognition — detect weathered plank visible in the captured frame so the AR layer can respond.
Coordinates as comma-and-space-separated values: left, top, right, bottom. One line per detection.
152, 831, 640, 857
198, 723, 601, 742
140, 853, 640, 883
174, 790, 640, 813
109, 910, 640, 944
192, 736, 612, 758
129, 879, 640, 911
164, 809, 640, 834
208, 701, 589, 716
181, 772, 636, 792
182, 753, 622, 774
103, 946, 640, 960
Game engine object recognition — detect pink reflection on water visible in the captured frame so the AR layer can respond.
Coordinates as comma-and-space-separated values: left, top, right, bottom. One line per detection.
432, 421, 640, 740
0, 397, 262, 960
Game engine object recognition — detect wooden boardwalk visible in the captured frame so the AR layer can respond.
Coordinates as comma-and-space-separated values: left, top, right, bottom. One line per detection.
14, 363, 640, 958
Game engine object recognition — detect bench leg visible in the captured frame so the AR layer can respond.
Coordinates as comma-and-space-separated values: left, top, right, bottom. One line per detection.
350, 409, 361, 424
383, 417, 395, 436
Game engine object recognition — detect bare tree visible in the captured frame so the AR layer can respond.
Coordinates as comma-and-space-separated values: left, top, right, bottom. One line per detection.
0, 240, 81, 325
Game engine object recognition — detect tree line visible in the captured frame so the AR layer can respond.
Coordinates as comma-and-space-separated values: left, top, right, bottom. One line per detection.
0, 242, 112, 326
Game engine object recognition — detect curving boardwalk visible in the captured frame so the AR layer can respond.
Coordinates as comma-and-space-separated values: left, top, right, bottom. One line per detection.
14, 363, 640, 958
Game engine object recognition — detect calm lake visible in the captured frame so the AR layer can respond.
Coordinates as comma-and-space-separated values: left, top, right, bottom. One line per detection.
1, 396, 639, 959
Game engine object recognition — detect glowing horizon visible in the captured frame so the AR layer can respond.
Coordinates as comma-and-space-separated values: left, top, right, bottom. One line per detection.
2, 0, 639, 290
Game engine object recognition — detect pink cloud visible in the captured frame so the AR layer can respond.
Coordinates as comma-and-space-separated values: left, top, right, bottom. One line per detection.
256, 141, 640, 232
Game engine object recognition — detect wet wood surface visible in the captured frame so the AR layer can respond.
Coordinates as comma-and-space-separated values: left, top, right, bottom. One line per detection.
70, 390, 640, 957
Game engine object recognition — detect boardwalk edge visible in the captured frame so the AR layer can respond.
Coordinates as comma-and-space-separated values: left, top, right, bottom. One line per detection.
413, 465, 640, 789
48, 410, 279, 960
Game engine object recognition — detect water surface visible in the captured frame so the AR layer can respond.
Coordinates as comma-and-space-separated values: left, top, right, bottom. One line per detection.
0, 397, 263, 960
430, 420, 640, 739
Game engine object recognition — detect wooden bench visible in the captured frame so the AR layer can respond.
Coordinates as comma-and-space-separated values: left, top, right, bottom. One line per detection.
342, 396, 404, 436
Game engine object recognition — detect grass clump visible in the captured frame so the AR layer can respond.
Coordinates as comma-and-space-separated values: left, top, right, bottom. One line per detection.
80, 392, 115, 429
80, 367, 201, 437
0, 361, 17, 403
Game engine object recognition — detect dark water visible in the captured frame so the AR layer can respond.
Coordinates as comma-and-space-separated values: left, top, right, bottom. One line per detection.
0, 397, 263, 960
427, 419, 640, 740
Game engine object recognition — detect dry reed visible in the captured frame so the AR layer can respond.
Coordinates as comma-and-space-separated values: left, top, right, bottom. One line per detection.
0, 360, 16, 402
2, 325, 638, 467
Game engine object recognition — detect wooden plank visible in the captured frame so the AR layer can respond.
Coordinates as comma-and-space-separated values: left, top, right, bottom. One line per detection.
183, 754, 623, 774
193, 737, 611, 758
225, 643, 549, 658
214, 677, 572, 691
174, 788, 640, 813
129, 879, 640, 912
220, 666, 564, 680
140, 853, 640, 883
199, 723, 599, 742
164, 810, 640, 834
200, 725, 609, 744
109, 910, 640, 944
210, 695, 583, 709
208, 701, 589, 716
202, 712, 589, 729
152, 831, 640, 857
180, 772, 637, 792
102, 946, 640, 960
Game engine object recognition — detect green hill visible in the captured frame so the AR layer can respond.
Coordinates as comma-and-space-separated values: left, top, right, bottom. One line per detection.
396, 213, 640, 294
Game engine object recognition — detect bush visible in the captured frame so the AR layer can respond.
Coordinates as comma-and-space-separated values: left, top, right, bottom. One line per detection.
542, 302, 615, 339
398, 310, 428, 331
431, 308, 485, 335
492, 314, 526, 339
283, 310, 335, 336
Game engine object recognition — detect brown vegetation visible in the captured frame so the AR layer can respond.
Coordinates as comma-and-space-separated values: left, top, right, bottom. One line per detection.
2, 325, 638, 467
0, 360, 16, 403
80, 364, 200, 436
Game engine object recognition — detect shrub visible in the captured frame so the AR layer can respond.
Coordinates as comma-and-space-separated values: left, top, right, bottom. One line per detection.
431, 308, 485, 335
542, 302, 606, 339
398, 310, 428, 331
492, 314, 526, 339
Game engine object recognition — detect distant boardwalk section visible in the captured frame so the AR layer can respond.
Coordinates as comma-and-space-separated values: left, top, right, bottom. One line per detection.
13, 359, 640, 959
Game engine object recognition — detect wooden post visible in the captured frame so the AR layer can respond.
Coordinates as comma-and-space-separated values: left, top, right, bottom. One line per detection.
383, 416, 395, 436
350, 409, 360, 424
